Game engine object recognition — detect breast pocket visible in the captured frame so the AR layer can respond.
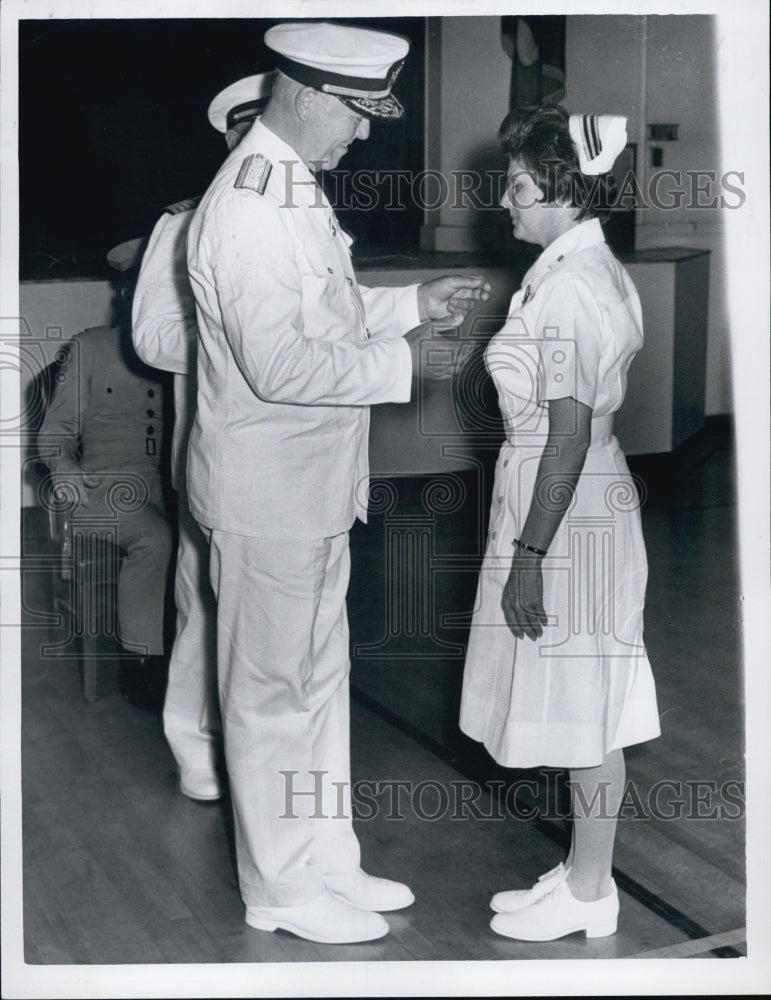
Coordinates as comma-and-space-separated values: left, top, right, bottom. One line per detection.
300, 237, 358, 337
302, 236, 339, 287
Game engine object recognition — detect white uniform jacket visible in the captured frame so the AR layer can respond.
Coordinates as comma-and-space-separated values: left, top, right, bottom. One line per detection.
186, 119, 420, 539
132, 201, 200, 492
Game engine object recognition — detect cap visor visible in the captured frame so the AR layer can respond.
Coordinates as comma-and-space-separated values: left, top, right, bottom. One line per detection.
339, 92, 404, 121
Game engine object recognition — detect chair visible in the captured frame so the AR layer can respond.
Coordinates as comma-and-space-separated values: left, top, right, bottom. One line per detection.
42, 474, 125, 702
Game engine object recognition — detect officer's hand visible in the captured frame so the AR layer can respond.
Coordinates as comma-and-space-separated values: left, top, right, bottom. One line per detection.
404, 324, 473, 381
417, 275, 491, 326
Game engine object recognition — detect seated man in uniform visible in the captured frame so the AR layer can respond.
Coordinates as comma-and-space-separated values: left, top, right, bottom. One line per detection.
38, 239, 173, 707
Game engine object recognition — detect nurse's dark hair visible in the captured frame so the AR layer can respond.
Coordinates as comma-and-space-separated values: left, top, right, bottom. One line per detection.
498, 103, 615, 221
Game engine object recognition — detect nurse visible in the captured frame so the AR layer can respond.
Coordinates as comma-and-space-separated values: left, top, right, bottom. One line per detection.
459, 104, 661, 941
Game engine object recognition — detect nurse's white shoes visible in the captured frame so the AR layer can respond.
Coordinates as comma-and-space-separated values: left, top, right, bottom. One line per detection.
490, 877, 619, 941
245, 889, 389, 944
325, 869, 415, 912
490, 862, 568, 913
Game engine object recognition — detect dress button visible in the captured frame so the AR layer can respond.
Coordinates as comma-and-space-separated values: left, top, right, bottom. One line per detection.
106, 387, 112, 393
147, 409, 155, 417
147, 425, 154, 435
148, 389, 155, 398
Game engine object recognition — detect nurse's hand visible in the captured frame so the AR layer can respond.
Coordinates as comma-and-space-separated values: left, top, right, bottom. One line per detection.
501, 556, 548, 641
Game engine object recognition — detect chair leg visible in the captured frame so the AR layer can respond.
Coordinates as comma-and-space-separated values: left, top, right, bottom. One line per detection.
76, 534, 122, 702
80, 632, 100, 702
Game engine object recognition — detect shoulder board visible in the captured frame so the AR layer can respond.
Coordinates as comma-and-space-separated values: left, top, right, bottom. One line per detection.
234, 154, 272, 196
163, 196, 201, 216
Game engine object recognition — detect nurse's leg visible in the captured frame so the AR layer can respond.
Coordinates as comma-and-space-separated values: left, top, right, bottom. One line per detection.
565, 747, 626, 900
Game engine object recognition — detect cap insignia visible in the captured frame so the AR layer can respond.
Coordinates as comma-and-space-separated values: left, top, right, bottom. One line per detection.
387, 59, 405, 89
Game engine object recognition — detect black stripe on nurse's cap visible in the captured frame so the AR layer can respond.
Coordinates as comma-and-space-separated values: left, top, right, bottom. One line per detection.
569, 114, 628, 175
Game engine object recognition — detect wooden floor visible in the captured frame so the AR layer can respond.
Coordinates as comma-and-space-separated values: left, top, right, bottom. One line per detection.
13, 419, 751, 989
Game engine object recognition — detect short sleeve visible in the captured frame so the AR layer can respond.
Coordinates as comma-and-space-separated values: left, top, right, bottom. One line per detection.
534, 274, 603, 410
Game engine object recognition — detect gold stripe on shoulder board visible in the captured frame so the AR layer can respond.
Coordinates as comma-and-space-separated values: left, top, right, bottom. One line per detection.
163, 196, 201, 215
234, 154, 272, 195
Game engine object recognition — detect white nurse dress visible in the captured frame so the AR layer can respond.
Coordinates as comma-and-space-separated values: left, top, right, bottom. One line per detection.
459, 219, 661, 768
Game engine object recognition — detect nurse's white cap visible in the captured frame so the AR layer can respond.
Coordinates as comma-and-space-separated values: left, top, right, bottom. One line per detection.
264, 21, 410, 121
569, 114, 628, 175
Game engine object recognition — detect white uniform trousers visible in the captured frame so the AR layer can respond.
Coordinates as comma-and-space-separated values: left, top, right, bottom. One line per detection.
207, 528, 361, 908
163, 497, 220, 773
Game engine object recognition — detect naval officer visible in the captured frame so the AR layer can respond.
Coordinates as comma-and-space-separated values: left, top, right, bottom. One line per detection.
132, 73, 275, 803
186, 21, 491, 944
38, 239, 173, 699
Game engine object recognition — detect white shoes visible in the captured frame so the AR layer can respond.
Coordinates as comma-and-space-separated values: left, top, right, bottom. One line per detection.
244, 869, 414, 944
179, 768, 223, 802
490, 862, 568, 913
490, 877, 619, 941
245, 889, 389, 944
324, 869, 415, 912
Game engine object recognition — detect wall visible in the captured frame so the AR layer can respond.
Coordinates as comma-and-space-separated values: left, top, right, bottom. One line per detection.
564, 14, 730, 416
423, 14, 731, 416
422, 17, 512, 251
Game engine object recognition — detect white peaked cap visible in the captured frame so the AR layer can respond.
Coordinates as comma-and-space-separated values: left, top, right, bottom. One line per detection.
569, 114, 628, 175
207, 71, 276, 133
264, 21, 410, 120
106, 237, 147, 273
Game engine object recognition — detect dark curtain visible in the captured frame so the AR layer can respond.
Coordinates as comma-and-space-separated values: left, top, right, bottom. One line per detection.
19, 17, 425, 278
500, 16, 566, 108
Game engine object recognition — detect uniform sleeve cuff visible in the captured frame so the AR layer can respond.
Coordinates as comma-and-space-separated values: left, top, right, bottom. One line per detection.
391, 335, 413, 400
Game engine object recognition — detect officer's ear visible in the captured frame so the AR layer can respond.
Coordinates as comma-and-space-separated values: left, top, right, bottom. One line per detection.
294, 86, 318, 123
